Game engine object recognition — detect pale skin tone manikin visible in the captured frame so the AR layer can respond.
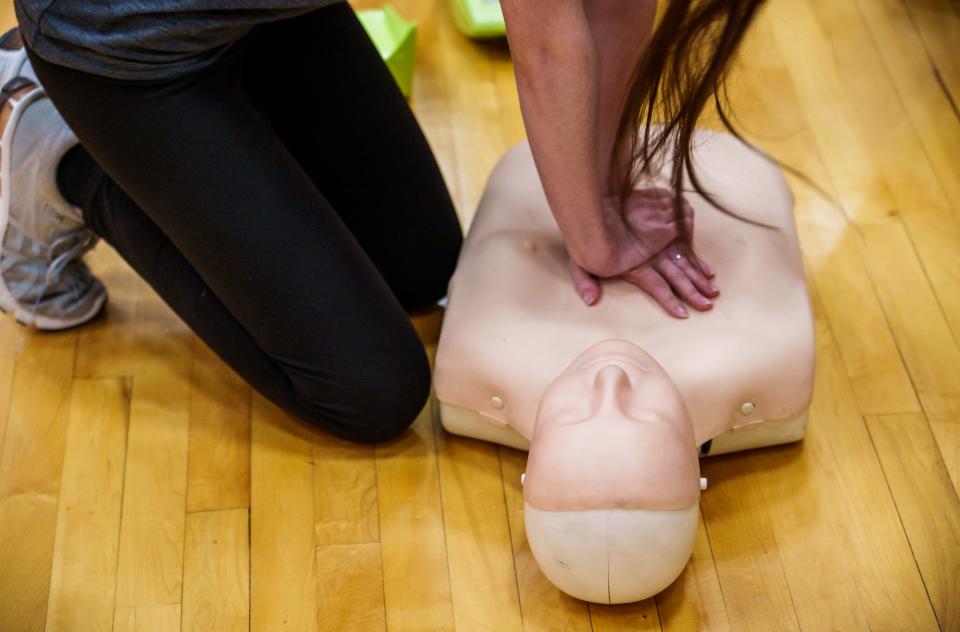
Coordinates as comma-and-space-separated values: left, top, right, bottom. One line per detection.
501, 0, 719, 318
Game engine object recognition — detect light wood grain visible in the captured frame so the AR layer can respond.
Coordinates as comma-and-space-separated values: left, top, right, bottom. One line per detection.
313, 432, 379, 546
250, 394, 318, 631
75, 247, 142, 379
314, 543, 386, 632
436, 425, 522, 630
794, 294, 939, 630
699, 454, 801, 632
0, 331, 76, 631
734, 7, 921, 416
114, 287, 192, 608
930, 413, 960, 498
187, 336, 251, 512
375, 397, 454, 632
113, 605, 182, 632
182, 508, 250, 632
901, 0, 960, 103
46, 378, 129, 632
0, 316, 21, 466
866, 413, 960, 631
859, 221, 960, 417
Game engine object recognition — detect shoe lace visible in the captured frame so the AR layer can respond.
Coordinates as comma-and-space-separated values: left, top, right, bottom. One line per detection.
20, 225, 99, 317
44, 225, 98, 287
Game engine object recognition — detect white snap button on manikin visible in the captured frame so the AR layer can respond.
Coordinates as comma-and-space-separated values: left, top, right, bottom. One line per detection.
520, 472, 525, 485
700, 477, 708, 491
490, 395, 504, 409
740, 401, 755, 415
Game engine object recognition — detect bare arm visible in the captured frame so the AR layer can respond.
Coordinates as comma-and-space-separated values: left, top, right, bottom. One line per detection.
502, 0, 716, 316
500, 0, 614, 274
586, 0, 657, 194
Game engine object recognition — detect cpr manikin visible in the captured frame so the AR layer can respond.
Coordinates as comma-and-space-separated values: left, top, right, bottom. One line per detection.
433, 129, 816, 603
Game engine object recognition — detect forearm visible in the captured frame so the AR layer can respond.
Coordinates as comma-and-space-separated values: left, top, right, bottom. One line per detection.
586, 0, 657, 194
502, 0, 613, 271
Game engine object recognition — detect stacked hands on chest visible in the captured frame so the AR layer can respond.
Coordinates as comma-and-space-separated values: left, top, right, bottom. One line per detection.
566, 187, 720, 318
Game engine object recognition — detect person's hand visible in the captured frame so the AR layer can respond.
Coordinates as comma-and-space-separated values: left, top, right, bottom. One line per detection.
567, 188, 719, 317
595, 188, 694, 275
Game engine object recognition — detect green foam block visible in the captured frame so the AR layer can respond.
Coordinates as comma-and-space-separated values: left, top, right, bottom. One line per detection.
357, 5, 417, 98
450, 0, 505, 38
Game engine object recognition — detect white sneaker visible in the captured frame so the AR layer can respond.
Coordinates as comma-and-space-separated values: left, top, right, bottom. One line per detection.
0, 74, 107, 330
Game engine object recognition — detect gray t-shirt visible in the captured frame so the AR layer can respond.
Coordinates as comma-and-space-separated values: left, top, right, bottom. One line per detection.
15, 0, 343, 81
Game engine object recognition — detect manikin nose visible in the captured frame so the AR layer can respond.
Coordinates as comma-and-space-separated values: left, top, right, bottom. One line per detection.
593, 364, 632, 412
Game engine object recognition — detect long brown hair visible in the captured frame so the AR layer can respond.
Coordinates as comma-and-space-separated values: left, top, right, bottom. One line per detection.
610, 0, 768, 235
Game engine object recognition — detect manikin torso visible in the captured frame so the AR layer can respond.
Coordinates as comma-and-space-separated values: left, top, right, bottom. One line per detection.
433, 129, 815, 603
435, 129, 814, 451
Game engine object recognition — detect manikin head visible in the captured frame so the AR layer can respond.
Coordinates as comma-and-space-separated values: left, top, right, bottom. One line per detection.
522, 339, 701, 603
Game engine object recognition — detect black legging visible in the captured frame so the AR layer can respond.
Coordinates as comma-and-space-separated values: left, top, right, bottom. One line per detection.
25, 3, 464, 443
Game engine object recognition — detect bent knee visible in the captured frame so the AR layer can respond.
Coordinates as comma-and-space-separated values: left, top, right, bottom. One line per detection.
292, 343, 432, 444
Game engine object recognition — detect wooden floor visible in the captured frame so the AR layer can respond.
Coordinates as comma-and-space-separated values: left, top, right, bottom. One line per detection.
1, 0, 959, 630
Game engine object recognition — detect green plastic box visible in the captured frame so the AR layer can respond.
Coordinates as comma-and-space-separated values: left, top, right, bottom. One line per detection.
357, 6, 417, 98
450, 0, 505, 38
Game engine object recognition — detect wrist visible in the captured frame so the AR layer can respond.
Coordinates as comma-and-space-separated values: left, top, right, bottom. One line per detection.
562, 220, 619, 277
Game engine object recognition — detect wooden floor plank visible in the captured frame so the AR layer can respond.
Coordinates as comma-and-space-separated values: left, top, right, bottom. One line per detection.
375, 397, 454, 632
113, 605, 181, 632
75, 247, 142, 380
859, 221, 960, 456
929, 414, 960, 499
313, 432, 379, 546
699, 455, 800, 632
809, 0, 960, 337
733, 9, 921, 416
793, 294, 939, 630
499, 446, 594, 632
589, 602, 661, 632
769, 0, 960, 417
250, 394, 318, 632
764, 0, 897, 224
186, 336, 251, 512
866, 413, 960, 631
0, 331, 77, 631
114, 289, 192, 608
899, 0, 960, 113
745, 358, 871, 629
436, 427, 522, 631
314, 543, 386, 632
182, 508, 250, 632
0, 316, 22, 464
850, 0, 960, 223
46, 378, 129, 632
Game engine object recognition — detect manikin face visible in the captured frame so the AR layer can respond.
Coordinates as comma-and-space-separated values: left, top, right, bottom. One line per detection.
523, 340, 701, 511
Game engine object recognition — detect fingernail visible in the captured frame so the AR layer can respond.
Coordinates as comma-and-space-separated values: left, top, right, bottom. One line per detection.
675, 305, 689, 318
583, 289, 597, 305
